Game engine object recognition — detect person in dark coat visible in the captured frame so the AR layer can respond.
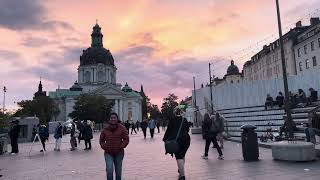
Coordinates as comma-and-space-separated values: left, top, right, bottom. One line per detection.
9, 120, 20, 154
140, 118, 148, 139
76, 120, 84, 144
82, 120, 93, 150
163, 108, 190, 180
136, 121, 140, 132
124, 121, 130, 134
156, 119, 161, 133
201, 113, 224, 160
131, 121, 137, 134
54, 122, 63, 151
39, 125, 49, 152
275, 92, 284, 107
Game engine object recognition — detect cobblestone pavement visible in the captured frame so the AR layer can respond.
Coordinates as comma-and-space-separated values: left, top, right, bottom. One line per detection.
1, 130, 320, 180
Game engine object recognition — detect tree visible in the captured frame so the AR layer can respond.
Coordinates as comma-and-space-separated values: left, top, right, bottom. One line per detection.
161, 93, 179, 121
69, 94, 114, 123
149, 104, 161, 120
14, 96, 59, 125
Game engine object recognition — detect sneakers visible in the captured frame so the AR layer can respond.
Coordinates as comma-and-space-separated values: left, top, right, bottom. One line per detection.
201, 155, 208, 159
218, 155, 224, 160
178, 176, 185, 180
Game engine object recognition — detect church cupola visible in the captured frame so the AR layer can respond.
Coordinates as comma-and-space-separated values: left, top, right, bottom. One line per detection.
91, 23, 103, 47
34, 78, 47, 98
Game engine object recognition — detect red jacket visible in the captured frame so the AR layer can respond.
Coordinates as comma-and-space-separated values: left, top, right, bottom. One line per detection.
99, 124, 129, 155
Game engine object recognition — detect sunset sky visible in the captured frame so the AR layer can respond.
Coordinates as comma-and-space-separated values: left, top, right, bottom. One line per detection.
1, 0, 320, 111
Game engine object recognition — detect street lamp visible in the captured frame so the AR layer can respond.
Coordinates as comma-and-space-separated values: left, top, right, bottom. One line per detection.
2, 86, 6, 114
208, 63, 214, 114
276, 0, 294, 138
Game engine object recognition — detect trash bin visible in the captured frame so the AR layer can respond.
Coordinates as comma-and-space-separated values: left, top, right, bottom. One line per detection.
0, 136, 8, 155
241, 124, 259, 161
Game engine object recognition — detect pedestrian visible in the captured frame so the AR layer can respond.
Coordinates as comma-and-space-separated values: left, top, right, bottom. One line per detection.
39, 125, 49, 152
9, 120, 20, 155
156, 119, 161, 133
100, 112, 129, 180
83, 120, 93, 150
148, 118, 156, 138
77, 120, 84, 144
70, 123, 78, 151
124, 120, 130, 134
201, 113, 224, 160
141, 118, 148, 139
136, 121, 140, 132
215, 113, 224, 149
131, 121, 137, 134
54, 122, 63, 151
163, 108, 190, 180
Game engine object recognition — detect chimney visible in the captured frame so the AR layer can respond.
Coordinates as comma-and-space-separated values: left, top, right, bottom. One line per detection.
310, 17, 320, 26
296, 21, 302, 27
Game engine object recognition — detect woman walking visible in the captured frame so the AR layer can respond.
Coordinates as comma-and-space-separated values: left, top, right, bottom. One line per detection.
54, 122, 63, 151
83, 120, 93, 150
163, 108, 190, 180
201, 113, 224, 160
100, 112, 129, 180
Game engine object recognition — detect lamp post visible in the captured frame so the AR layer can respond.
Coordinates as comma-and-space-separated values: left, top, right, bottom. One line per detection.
3, 86, 6, 114
276, 0, 294, 138
193, 76, 198, 126
208, 63, 214, 114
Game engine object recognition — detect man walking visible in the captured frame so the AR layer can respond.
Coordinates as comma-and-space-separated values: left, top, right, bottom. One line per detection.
148, 118, 156, 138
54, 122, 63, 151
141, 118, 148, 139
131, 121, 137, 135
201, 113, 224, 160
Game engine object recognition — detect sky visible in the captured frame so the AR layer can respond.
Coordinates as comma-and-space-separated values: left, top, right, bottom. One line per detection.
0, 0, 320, 111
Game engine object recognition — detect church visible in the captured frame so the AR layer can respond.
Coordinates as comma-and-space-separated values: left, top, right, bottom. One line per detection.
49, 23, 143, 122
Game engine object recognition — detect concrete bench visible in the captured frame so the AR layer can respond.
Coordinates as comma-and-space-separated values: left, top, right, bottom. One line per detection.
271, 141, 316, 161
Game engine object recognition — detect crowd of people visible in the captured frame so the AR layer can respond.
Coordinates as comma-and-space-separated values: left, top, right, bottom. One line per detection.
7, 108, 226, 180
265, 88, 318, 110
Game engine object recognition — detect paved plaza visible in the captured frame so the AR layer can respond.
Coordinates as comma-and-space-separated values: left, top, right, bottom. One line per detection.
0, 130, 320, 180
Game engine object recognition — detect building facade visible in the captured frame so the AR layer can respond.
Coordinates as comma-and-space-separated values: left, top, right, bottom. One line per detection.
294, 18, 320, 74
243, 21, 310, 81
49, 23, 142, 122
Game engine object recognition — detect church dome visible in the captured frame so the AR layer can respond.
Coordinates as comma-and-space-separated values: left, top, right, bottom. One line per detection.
122, 83, 132, 92
226, 60, 240, 75
70, 81, 83, 91
80, 23, 115, 66
80, 47, 115, 66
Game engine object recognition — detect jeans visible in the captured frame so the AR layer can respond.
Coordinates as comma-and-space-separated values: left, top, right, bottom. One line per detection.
305, 128, 320, 143
10, 137, 19, 153
204, 134, 223, 156
85, 139, 91, 149
104, 153, 124, 180
40, 137, 46, 151
142, 128, 147, 138
150, 128, 155, 138
55, 138, 62, 150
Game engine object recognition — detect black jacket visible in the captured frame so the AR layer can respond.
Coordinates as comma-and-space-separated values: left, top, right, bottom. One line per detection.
9, 124, 20, 139
140, 121, 148, 130
163, 116, 190, 145
82, 124, 93, 140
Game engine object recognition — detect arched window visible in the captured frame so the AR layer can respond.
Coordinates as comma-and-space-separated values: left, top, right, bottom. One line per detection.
85, 71, 91, 83
97, 71, 105, 82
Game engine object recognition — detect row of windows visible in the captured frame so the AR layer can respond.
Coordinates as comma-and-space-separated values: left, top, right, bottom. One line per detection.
297, 38, 320, 57
298, 56, 317, 71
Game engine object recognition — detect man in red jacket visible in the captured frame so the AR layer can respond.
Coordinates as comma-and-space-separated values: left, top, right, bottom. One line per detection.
100, 112, 129, 180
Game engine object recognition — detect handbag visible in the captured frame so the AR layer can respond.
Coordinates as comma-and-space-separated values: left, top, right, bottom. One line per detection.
165, 118, 184, 154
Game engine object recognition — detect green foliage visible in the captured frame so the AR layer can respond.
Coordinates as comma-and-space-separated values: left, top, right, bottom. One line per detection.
161, 93, 179, 121
141, 95, 150, 119
14, 96, 59, 125
0, 111, 11, 133
68, 94, 114, 123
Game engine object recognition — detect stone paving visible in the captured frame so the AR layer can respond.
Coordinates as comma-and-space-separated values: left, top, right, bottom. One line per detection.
1, 130, 320, 180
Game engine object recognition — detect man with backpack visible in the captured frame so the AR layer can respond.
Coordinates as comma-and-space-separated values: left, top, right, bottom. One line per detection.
201, 113, 224, 160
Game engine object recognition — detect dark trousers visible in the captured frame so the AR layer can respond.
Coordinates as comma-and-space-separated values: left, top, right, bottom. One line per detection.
131, 128, 137, 134
142, 128, 147, 138
10, 137, 19, 153
85, 139, 91, 149
205, 134, 223, 156
157, 126, 160, 133
40, 137, 46, 150
150, 128, 155, 138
